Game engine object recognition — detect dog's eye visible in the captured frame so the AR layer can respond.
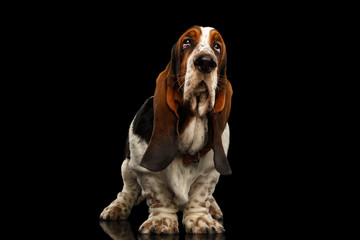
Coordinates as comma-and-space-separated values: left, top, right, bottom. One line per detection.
214, 43, 221, 53
182, 39, 192, 50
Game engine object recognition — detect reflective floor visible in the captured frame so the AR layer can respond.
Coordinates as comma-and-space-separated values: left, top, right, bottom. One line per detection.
99, 220, 226, 240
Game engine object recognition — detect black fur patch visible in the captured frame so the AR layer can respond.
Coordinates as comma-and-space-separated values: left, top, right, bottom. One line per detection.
132, 96, 154, 144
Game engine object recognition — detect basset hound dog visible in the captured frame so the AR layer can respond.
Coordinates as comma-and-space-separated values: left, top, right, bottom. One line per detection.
100, 26, 233, 234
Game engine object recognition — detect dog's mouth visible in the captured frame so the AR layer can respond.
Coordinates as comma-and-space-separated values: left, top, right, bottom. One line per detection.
190, 81, 212, 116
194, 81, 208, 97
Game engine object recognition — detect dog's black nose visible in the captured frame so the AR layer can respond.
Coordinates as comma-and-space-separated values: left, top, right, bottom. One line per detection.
194, 55, 217, 74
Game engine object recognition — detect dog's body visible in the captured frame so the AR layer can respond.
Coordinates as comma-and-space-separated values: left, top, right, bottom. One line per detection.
100, 26, 233, 234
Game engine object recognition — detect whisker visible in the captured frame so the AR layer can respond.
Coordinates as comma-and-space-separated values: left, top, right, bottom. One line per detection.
178, 79, 186, 91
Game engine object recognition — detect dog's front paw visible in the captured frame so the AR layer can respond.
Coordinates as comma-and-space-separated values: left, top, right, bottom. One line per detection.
183, 212, 225, 234
139, 212, 179, 234
100, 202, 130, 221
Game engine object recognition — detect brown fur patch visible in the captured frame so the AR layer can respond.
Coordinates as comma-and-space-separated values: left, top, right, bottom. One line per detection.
153, 203, 163, 208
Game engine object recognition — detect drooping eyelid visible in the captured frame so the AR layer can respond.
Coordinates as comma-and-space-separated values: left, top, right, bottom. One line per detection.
213, 41, 222, 55
181, 37, 195, 51
214, 41, 221, 48
183, 37, 195, 45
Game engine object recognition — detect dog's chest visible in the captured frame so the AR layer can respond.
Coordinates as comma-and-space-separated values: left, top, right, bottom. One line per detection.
164, 152, 215, 208
178, 116, 208, 155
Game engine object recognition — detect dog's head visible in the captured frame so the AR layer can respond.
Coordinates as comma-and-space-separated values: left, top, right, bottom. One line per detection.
170, 26, 228, 116
140, 26, 232, 175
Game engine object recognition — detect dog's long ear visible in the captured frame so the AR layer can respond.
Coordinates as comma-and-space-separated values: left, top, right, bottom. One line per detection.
210, 78, 233, 175
140, 44, 181, 172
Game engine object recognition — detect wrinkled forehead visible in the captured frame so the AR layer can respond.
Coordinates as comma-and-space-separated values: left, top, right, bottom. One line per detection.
179, 26, 224, 45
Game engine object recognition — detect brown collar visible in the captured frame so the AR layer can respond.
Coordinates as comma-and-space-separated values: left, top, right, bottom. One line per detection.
183, 145, 212, 165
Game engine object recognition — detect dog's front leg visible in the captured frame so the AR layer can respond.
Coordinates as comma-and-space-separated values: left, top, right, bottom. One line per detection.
183, 171, 225, 234
137, 173, 179, 234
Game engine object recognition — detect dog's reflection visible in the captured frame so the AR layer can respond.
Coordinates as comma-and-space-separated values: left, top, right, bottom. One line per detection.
184, 234, 226, 240
99, 220, 225, 240
100, 220, 136, 240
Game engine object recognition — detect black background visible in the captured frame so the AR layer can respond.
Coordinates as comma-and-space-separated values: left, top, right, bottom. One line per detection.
32, 4, 329, 239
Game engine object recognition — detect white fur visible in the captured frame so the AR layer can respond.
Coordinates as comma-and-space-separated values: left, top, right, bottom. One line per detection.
178, 115, 208, 155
